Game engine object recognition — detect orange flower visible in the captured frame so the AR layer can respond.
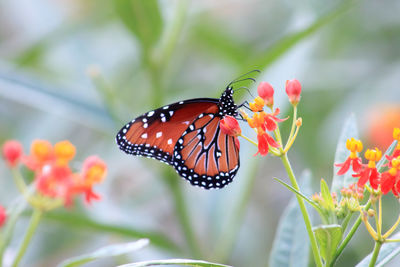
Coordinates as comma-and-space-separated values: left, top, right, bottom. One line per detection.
54, 140, 76, 165
2, 140, 23, 168
353, 148, 382, 189
81, 156, 107, 186
335, 138, 363, 175
25, 140, 54, 170
0, 205, 6, 227
367, 105, 400, 149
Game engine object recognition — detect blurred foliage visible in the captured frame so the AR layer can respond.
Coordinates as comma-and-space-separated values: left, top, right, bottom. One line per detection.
1, 0, 400, 266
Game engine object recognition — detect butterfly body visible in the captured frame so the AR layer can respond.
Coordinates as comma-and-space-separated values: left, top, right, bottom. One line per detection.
116, 87, 240, 189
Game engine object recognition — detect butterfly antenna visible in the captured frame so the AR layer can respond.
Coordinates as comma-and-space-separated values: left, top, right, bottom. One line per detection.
228, 70, 260, 88
234, 86, 256, 99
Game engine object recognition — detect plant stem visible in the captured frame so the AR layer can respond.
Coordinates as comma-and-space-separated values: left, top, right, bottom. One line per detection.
162, 168, 201, 257
212, 160, 259, 262
331, 201, 372, 266
369, 241, 383, 267
11, 208, 42, 267
280, 154, 322, 267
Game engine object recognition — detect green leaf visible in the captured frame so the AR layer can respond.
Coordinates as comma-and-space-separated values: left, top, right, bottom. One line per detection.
355, 232, 400, 267
117, 259, 232, 267
58, 239, 149, 267
114, 0, 163, 49
314, 225, 342, 265
320, 179, 335, 211
273, 177, 321, 212
376, 140, 398, 172
40, 211, 181, 254
240, 1, 355, 73
269, 170, 313, 267
331, 114, 359, 198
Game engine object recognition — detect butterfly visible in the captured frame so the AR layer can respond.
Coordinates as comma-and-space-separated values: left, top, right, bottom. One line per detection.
116, 72, 258, 189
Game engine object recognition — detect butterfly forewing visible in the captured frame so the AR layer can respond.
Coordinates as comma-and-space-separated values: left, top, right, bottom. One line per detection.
173, 113, 240, 189
116, 99, 219, 165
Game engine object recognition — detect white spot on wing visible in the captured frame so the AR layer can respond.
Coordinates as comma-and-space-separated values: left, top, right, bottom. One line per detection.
168, 139, 173, 145
156, 132, 163, 138
161, 117, 167, 122
143, 123, 148, 128
141, 133, 148, 139
163, 106, 169, 110
183, 121, 189, 125
147, 111, 154, 117
169, 111, 174, 116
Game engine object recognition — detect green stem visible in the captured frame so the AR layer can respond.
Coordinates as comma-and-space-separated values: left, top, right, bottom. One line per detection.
280, 154, 322, 267
162, 168, 201, 257
11, 208, 42, 267
341, 211, 354, 234
331, 201, 372, 266
369, 241, 383, 267
212, 160, 259, 262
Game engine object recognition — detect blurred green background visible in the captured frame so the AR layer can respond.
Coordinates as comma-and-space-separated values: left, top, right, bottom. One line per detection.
1, 0, 400, 266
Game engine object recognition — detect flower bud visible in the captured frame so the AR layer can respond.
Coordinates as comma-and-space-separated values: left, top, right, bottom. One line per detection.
55, 140, 76, 164
2, 140, 23, 168
220, 116, 241, 137
257, 82, 274, 107
285, 79, 302, 105
82, 156, 107, 185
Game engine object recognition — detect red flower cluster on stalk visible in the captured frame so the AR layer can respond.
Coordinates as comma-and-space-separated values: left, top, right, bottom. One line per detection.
2, 139, 107, 206
336, 128, 400, 196
220, 78, 302, 156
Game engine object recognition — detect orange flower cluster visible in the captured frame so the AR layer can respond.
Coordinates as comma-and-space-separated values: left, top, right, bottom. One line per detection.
336, 128, 400, 196
2, 139, 107, 206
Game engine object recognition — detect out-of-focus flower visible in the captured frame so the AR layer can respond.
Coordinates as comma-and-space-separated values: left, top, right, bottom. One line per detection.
2, 140, 23, 168
285, 79, 302, 106
257, 82, 274, 107
0, 205, 6, 227
220, 116, 241, 137
54, 140, 76, 165
386, 128, 400, 166
335, 138, 363, 175
353, 148, 382, 189
2, 139, 107, 208
367, 105, 400, 149
24, 140, 54, 170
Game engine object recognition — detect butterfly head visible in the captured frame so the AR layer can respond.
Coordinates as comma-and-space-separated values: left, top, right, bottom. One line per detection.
218, 86, 238, 117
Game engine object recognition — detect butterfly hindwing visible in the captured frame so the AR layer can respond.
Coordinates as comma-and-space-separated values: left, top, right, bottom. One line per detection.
173, 113, 240, 189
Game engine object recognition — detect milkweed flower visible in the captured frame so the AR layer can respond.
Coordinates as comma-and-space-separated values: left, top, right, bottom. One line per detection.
2, 140, 23, 168
2, 139, 108, 208
380, 157, 400, 196
257, 82, 274, 107
220, 116, 241, 137
220, 116, 241, 149
285, 79, 302, 106
353, 148, 382, 189
0, 205, 6, 227
335, 138, 363, 175
385, 128, 400, 167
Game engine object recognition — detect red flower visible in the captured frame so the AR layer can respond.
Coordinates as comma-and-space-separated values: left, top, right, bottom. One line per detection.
0, 205, 6, 227
335, 138, 363, 175
263, 108, 287, 131
257, 82, 274, 107
220, 116, 241, 137
285, 79, 302, 105
2, 140, 23, 168
381, 157, 400, 196
255, 132, 279, 156
353, 148, 382, 189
